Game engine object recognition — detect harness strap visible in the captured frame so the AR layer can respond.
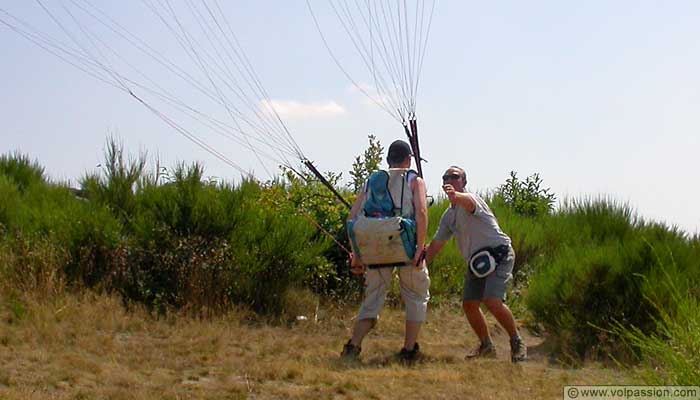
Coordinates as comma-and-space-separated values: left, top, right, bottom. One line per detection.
398, 170, 405, 217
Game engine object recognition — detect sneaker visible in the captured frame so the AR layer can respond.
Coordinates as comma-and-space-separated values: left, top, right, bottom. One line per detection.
510, 336, 527, 362
399, 342, 421, 363
465, 340, 497, 359
340, 340, 361, 359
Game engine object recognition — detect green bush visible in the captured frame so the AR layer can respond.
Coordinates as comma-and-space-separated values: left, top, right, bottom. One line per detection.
0, 152, 46, 192
131, 163, 246, 240
561, 197, 638, 243
495, 171, 555, 217
615, 266, 700, 385
527, 241, 655, 358
271, 166, 355, 299
107, 234, 234, 314
0, 141, 369, 316
0, 175, 21, 228
524, 199, 700, 360
13, 183, 121, 286
227, 196, 332, 315
80, 137, 147, 221
0, 153, 122, 289
348, 134, 384, 193
93, 157, 335, 315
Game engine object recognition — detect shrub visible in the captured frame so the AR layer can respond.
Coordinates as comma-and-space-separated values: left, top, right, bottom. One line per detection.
131, 163, 246, 240
0, 152, 46, 191
0, 175, 21, 228
14, 183, 121, 287
0, 153, 122, 289
527, 241, 653, 358
114, 175, 249, 313
615, 267, 700, 385
227, 197, 332, 315
107, 234, 233, 315
495, 171, 555, 217
100, 165, 334, 316
348, 134, 384, 193
80, 137, 147, 221
525, 199, 700, 360
271, 166, 355, 299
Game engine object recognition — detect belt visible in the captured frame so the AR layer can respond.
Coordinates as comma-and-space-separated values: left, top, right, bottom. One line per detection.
473, 244, 511, 264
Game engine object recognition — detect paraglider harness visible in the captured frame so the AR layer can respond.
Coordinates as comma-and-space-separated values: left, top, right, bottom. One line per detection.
347, 169, 418, 269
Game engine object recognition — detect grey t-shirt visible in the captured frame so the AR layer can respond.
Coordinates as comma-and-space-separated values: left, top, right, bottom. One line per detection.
433, 193, 511, 261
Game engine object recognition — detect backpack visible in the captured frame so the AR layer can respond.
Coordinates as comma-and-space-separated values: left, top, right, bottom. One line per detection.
347, 169, 418, 268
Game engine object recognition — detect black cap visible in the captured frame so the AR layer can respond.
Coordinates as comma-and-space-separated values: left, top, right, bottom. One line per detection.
387, 140, 413, 164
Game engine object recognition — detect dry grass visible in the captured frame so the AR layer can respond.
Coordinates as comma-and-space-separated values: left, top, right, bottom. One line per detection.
0, 292, 634, 400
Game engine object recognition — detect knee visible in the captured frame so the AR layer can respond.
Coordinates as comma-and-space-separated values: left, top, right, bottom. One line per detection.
357, 318, 377, 329
462, 300, 480, 315
483, 298, 503, 312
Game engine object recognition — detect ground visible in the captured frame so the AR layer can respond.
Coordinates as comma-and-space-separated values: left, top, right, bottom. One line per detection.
0, 293, 633, 399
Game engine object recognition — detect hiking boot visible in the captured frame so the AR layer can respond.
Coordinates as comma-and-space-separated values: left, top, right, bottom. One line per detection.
465, 340, 496, 359
510, 336, 527, 363
340, 340, 361, 360
399, 342, 421, 363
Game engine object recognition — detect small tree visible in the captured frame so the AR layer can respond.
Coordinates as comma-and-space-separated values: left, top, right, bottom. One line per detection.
80, 136, 147, 221
348, 134, 384, 193
495, 171, 556, 217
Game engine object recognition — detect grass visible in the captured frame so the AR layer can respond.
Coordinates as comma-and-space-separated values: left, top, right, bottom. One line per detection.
0, 292, 632, 400
617, 296, 700, 385
612, 258, 700, 385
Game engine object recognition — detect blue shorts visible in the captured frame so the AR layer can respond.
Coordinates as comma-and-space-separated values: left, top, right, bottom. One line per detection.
462, 248, 515, 302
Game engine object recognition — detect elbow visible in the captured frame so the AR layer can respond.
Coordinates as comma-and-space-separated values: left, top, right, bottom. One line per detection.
418, 207, 428, 222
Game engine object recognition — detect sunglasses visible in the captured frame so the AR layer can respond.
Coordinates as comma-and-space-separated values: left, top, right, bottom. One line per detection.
442, 173, 461, 181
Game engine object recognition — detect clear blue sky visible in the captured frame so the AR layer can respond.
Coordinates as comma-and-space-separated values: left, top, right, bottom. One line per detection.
2, 1, 699, 235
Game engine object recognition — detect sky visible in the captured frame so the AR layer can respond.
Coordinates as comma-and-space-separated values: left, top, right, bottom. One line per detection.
1, 1, 699, 235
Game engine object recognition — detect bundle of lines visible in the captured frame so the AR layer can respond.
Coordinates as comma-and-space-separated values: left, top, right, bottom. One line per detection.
1, 0, 306, 179
307, 0, 436, 176
1, 0, 435, 198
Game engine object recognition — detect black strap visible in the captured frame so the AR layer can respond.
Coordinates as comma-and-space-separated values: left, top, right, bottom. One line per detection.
399, 170, 405, 216
368, 262, 411, 269
473, 244, 511, 264
391, 170, 407, 217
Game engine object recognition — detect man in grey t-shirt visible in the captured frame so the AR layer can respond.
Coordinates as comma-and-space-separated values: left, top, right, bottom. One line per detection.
425, 166, 527, 362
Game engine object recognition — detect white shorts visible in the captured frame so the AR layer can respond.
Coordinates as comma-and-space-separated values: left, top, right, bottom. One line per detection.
357, 262, 430, 322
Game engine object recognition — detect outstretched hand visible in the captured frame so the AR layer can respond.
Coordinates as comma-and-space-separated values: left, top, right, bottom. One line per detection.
442, 184, 475, 213
443, 184, 458, 204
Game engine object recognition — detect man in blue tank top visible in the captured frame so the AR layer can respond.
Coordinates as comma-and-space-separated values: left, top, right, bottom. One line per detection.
341, 140, 429, 363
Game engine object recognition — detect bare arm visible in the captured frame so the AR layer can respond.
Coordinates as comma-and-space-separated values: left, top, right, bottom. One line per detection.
443, 184, 477, 214
425, 239, 447, 265
412, 176, 428, 267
